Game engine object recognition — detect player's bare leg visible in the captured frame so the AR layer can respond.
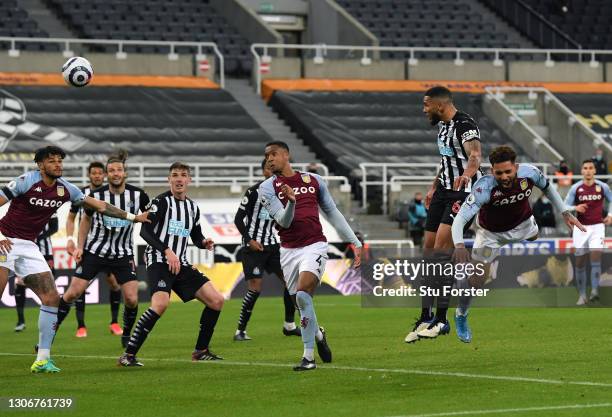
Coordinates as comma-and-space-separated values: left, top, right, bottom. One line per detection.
23, 271, 61, 373
294, 271, 330, 371
107, 273, 123, 335
0, 266, 9, 296
120, 280, 139, 348
192, 281, 224, 360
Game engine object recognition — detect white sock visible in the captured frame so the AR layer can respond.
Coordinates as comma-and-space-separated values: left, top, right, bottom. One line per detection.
284, 321, 296, 330
37, 348, 50, 362
304, 348, 314, 361
315, 328, 323, 342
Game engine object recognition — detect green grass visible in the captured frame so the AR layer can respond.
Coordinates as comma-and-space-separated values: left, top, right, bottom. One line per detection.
1, 295, 612, 417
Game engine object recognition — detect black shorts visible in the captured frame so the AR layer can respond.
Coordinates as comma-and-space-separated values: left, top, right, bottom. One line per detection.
241, 244, 282, 280
74, 252, 136, 284
147, 263, 209, 302
425, 185, 471, 233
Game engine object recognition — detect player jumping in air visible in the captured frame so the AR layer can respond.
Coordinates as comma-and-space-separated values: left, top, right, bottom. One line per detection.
451, 146, 585, 341
564, 159, 612, 305
259, 141, 362, 371
0, 146, 149, 373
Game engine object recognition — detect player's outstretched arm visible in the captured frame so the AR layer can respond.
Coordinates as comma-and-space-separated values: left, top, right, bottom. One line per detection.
315, 175, 363, 267
83, 196, 150, 223
454, 139, 482, 191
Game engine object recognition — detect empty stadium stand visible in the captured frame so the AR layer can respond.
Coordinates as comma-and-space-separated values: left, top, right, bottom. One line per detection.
335, 0, 529, 59
269, 91, 527, 183
558, 94, 612, 145
0, 0, 53, 50
0, 85, 272, 163
43, 0, 253, 75
523, 0, 611, 50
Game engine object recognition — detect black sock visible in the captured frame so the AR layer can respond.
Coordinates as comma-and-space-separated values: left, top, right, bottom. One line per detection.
75, 291, 86, 328
196, 307, 221, 350
237, 290, 259, 332
110, 289, 121, 324
122, 305, 138, 337
283, 288, 296, 323
126, 307, 160, 355
14, 284, 25, 324
57, 297, 72, 328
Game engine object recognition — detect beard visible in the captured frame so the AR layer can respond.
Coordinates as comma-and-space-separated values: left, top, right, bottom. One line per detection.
429, 113, 441, 126
45, 170, 62, 179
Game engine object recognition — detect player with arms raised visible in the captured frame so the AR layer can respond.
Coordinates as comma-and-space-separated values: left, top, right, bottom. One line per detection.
0, 146, 149, 373
564, 159, 612, 305
260, 141, 362, 371
451, 146, 584, 341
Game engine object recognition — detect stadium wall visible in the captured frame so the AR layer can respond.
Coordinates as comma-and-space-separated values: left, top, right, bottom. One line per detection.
407, 60, 506, 81
210, 0, 284, 45
508, 62, 605, 82
0, 52, 215, 79
303, 59, 405, 79
307, 0, 378, 49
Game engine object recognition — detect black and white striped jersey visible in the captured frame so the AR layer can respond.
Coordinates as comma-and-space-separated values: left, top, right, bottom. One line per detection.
36, 214, 58, 257
436, 111, 483, 192
234, 182, 278, 247
83, 184, 149, 259
142, 191, 207, 266
70, 185, 96, 222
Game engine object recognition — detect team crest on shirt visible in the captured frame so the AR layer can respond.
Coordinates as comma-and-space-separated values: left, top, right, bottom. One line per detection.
452, 200, 461, 214
596, 185, 602, 192
520, 179, 528, 191
301, 174, 311, 184
57, 186, 65, 197
0, 255, 6, 262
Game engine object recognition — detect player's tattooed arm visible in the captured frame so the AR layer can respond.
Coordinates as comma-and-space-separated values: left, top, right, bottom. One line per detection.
454, 140, 482, 191
23, 272, 56, 295
82, 196, 150, 223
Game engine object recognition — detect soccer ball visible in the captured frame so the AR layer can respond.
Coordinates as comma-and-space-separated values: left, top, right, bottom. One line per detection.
62, 56, 93, 87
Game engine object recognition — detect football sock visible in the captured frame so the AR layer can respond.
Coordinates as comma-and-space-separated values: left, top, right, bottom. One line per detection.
283, 288, 296, 323
576, 266, 587, 298
126, 307, 160, 355
591, 261, 601, 293
110, 289, 121, 324
123, 305, 138, 337
296, 291, 318, 361
196, 307, 221, 350
56, 297, 72, 327
237, 290, 259, 332
37, 305, 58, 362
14, 284, 25, 324
75, 291, 86, 328
456, 278, 472, 316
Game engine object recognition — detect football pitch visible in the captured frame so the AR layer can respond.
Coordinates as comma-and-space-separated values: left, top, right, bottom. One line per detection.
1, 295, 612, 417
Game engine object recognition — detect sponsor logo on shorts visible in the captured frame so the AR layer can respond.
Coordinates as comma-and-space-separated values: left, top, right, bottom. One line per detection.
75, 265, 82, 274
157, 280, 167, 288
252, 267, 261, 276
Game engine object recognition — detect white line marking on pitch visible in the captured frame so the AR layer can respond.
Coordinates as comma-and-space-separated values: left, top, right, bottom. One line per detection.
386, 402, 612, 417
2, 352, 612, 388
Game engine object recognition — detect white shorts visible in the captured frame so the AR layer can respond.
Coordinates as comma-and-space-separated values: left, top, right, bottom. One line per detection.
0, 238, 51, 277
280, 241, 328, 295
573, 223, 605, 256
472, 216, 539, 263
